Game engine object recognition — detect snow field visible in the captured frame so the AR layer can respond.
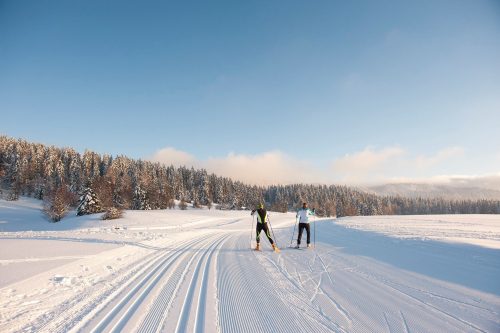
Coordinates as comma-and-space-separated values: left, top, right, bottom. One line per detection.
335, 214, 500, 249
0, 198, 499, 332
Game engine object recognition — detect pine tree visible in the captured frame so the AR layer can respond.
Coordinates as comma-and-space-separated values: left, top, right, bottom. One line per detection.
77, 186, 103, 215
132, 185, 151, 210
2, 135, 500, 217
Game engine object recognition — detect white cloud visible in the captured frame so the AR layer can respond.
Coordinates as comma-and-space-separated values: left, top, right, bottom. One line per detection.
149, 148, 325, 185
205, 151, 321, 185
331, 146, 406, 183
148, 145, 496, 190
149, 147, 198, 168
415, 147, 465, 169
330, 146, 473, 185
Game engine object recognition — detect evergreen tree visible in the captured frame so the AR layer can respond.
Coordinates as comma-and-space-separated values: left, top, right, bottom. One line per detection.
2, 135, 499, 217
132, 185, 151, 210
77, 186, 103, 215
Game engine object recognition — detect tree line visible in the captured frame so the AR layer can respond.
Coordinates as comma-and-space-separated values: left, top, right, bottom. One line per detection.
1, 136, 499, 221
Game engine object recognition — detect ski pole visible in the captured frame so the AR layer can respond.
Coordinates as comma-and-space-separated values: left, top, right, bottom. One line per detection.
267, 215, 279, 248
290, 217, 297, 247
250, 215, 255, 249
314, 214, 316, 249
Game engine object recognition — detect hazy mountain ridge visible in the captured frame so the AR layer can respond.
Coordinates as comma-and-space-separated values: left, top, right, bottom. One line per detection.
367, 183, 500, 200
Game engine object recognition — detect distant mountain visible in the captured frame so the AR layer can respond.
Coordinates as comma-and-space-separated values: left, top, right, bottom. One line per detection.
366, 183, 500, 201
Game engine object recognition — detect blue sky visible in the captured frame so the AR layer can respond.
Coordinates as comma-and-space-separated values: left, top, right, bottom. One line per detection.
1, 0, 499, 185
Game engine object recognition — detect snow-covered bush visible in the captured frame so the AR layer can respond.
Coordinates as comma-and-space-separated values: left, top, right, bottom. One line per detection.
178, 198, 187, 210
167, 198, 176, 209
102, 207, 124, 220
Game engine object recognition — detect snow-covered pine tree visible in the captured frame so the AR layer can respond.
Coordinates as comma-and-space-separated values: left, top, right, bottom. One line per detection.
132, 185, 151, 210
77, 185, 103, 215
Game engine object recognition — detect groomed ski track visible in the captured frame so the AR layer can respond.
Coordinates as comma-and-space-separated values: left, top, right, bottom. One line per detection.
3, 212, 499, 333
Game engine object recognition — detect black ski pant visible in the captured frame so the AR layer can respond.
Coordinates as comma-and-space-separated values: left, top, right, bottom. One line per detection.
297, 223, 311, 245
256, 222, 274, 245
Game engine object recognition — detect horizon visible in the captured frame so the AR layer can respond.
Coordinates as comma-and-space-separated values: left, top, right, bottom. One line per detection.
1, 0, 499, 187
3, 134, 500, 193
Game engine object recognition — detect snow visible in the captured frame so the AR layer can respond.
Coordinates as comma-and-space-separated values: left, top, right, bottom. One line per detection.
335, 214, 500, 249
0, 198, 499, 332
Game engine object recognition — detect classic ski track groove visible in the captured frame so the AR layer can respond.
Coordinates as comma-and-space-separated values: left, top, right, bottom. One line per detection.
135, 233, 227, 333
174, 235, 228, 333
108, 235, 219, 333
4, 215, 499, 333
135, 245, 197, 333
19, 237, 193, 333
85, 234, 215, 333
194, 235, 228, 333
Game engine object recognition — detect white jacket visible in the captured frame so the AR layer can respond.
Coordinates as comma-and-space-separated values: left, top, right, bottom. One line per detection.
296, 208, 314, 223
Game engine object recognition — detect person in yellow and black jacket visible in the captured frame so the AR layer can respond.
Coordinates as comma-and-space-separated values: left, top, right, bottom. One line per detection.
251, 203, 279, 252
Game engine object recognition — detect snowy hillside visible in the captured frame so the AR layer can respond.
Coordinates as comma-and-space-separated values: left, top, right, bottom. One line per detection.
0, 198, 499, 332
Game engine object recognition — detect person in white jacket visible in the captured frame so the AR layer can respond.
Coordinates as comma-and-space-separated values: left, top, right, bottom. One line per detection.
295, 202, 315, 248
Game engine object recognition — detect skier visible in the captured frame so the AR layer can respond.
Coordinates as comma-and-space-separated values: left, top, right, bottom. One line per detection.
295, 202, 315, 248
251, 203, 279, 252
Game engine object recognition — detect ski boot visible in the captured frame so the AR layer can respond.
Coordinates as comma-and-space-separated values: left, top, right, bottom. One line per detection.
254, 243, 261, 251
272, 244, 281, 253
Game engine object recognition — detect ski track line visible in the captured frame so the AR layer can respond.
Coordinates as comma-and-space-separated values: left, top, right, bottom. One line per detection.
278, 247, 352, 328
400, 310, 411, 333
108, 235, 219, 333
258, 253, 306, 293
251, 243, 345, 332
388, 282, 489, 333
57, 235, 210, 333
136, 233, 227, 333
174, 235, 228, 333
133, 242, 202, 333
266, 260, 349, 332
16, 237, 179, 333
347, 262, 490, 333
318, 226, 498, 331
393, 281, 498, 315
383, 312, 393, 333
314, 250, 353, 326
194, 235, 229, 333
85, 234, 215, 333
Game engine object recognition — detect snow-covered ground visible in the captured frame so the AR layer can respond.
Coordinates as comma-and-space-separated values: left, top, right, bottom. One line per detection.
335, 214, 500, 249
0, 198, 499, 332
